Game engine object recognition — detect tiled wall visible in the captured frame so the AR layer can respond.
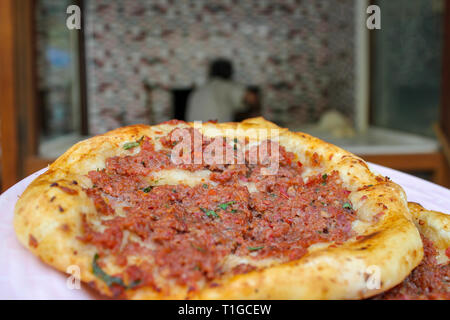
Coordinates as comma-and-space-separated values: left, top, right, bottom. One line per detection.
84, 0, 356, 134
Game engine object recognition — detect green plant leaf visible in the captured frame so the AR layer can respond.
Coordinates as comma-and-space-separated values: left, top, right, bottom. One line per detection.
247, 246, 264, 251
218, 201, 236, 210
123, 141, 140, 150
92, 254, 126, 287
343, 202, 353, 210
92, 254, 140, 289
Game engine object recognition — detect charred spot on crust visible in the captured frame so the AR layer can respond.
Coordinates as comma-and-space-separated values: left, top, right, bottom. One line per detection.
358, 185, 374, 191
58, 205, 65, 212
50, 182, 59, 187
353, 158, 369, 169
311, 152, 321, 167
58, 186, 78, 195
29, 234, 38, 248
50, 196, 56, 202
356, 232, 380, 243
377, 203, 388, 210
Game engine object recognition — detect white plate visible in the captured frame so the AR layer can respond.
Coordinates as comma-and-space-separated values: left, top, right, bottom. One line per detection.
0, 164, 449, 299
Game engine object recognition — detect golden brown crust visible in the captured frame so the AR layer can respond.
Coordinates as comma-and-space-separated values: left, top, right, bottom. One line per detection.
407, 202, 450, 265
14, 117, 423, 299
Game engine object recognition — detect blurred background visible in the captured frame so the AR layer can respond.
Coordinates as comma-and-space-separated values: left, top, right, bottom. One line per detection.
1, 0, 450, 191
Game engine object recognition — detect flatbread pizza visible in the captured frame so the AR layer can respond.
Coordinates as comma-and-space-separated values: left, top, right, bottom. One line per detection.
14, 117, 429, 299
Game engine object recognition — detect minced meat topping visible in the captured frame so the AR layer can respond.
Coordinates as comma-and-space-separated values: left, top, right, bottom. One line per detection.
373, 235, 449, 300
79, 128, 358, 294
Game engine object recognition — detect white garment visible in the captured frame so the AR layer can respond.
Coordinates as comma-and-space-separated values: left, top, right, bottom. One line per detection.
186, 78, 246, 122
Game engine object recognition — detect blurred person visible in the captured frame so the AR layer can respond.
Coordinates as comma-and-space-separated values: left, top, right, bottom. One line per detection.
186, 58, 258, 122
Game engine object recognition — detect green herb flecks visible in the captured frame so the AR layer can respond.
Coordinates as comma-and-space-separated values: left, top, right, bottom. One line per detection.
202, 184, 208, 189
218, 201, 236, 210
142, 186, 153, 193
123, 136, 145, 150
233, 138, 238, 151
207, 210, 220, 218
248, 246, 264, 251
123, 141, 140, 150
322, 173, 328, 185
191, 243, 206, 252
200, 207, 220, 218
343, 202, 353, 210
92, 254, 140, 289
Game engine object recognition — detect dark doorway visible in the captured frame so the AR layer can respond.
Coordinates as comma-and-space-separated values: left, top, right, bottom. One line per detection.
171, 88, 194, 121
